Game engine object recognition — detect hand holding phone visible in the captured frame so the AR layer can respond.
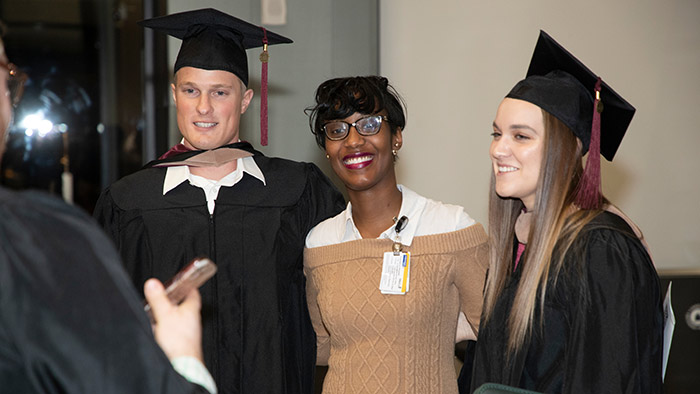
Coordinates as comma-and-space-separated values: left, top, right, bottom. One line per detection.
144, 257, 217, 321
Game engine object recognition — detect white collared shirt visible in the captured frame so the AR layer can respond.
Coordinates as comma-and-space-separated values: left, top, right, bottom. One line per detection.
305, 184, 475, 248
171, 356, 217, 394
162, 156, 266, 214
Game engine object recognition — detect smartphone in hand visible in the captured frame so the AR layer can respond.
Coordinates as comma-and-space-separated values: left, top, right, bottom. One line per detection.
144, 257, 217, 321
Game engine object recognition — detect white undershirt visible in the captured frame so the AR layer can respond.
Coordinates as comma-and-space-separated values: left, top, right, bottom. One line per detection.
162, 156, 265, 214
305, 184, 475, 248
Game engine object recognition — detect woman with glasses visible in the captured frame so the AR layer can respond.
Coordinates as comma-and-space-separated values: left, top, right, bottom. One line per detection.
303, 76, 488, 393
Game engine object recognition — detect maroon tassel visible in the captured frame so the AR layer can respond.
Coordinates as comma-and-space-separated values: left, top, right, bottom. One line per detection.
575, 78, 603, 209
158, 143, 191, 160
260, 27, 269, 146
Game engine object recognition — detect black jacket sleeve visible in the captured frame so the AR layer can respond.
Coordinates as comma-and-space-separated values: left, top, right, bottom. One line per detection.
0, 189, 207, 394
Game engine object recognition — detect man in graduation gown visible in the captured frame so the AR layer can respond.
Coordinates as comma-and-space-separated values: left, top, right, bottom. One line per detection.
93, 9, 345, 394
0, 28, 214, 394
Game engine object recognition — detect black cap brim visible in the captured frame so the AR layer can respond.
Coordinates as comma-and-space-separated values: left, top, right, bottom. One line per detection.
507, 30, 635, 161
139, 8, 292, 85
138, 8, 292, 49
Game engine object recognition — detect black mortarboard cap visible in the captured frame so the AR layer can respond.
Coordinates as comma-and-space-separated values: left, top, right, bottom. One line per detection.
138, 8, 292, 87
140, 8, 292, 146
506, 30, 635, 161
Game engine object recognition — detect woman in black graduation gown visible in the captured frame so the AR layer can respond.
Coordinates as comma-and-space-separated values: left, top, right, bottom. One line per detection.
468, 31, 663, 393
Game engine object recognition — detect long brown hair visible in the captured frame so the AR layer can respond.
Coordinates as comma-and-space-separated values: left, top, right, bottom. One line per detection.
483, 108, 604, 355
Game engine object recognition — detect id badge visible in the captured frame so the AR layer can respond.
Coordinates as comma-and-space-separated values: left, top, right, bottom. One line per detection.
379, 251, 411, 295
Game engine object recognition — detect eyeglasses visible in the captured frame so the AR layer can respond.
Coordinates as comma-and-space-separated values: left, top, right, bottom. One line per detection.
0, 62, 27, 107
323, 115, 388, 141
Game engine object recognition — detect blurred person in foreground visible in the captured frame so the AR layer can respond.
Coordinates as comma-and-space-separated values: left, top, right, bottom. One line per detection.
0, 26, 215, 394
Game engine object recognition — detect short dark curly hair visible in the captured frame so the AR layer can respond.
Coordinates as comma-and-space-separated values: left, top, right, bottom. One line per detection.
306, 76, 407, 149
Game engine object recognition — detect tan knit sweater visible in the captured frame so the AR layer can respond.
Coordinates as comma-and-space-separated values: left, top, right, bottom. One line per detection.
304, 224, 489, 394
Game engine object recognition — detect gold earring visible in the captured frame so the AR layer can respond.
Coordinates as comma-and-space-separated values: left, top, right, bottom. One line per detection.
395, 142, 399, 147
392, 149, 397, 156
326, 154, 330, 159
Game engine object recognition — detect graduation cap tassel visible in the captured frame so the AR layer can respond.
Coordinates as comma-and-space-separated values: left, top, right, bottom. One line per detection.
575, 77, 603, 210
260, 27, 269, 146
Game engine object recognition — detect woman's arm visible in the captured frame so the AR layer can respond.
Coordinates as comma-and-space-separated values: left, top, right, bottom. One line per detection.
454, 223, 490, 338
304, 263, 331, 365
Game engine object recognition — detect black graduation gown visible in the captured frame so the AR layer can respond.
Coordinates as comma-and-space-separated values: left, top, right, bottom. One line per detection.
93, 143, 345, 394
0, 187, 207, 394
470, 211, 663, 394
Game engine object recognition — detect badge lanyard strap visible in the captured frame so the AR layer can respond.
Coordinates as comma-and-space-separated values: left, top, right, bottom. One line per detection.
392, 215, 409, 255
